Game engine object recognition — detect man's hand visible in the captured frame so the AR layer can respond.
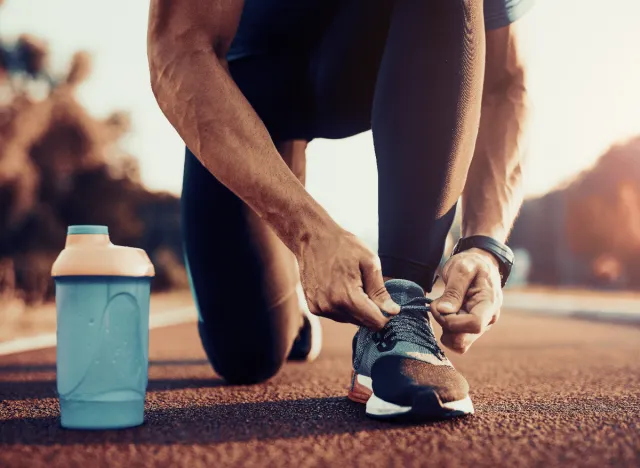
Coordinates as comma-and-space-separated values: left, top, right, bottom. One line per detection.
297, 226, 400, 330
430, 248, 503, 353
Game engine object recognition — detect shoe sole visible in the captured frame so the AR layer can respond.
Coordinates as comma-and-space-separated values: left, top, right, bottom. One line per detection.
297, 282, 323, 362
304, 310, 322, 362
347, 372, 474, 421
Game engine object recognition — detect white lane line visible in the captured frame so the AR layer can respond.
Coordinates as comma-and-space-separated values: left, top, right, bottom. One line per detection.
0, 307, 197, 357
503, 293, 640, 323
149, 307, 197, 328
0, 334, 57, 357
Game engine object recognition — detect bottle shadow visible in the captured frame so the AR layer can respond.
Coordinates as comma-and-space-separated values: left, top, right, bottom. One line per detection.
0, 359, 211, 374
0, 376, 225, 401
0, 395, 407, 446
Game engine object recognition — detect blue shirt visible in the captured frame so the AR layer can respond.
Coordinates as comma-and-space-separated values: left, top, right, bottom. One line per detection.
485, 0, 535, 30
228, 0, 536, 61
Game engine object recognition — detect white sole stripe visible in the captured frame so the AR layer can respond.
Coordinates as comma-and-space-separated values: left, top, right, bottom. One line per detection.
441, 395, 475, 413
367, 393, 412, 416
357, 374, 373, 389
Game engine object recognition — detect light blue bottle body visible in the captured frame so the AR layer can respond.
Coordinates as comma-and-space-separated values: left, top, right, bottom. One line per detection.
55, 276, 151, 429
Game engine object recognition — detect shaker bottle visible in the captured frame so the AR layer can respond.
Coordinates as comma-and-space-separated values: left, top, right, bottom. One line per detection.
51, 225, 155, 429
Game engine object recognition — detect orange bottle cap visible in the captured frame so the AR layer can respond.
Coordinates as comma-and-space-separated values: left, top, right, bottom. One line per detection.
51, 225, 155, 278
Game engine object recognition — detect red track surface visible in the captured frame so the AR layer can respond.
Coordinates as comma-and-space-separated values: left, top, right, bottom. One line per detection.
1, 310, 639, 467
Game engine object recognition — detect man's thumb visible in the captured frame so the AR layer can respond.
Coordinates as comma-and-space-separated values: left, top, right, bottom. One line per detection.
433, 286, 464, 314
361, 261, 400, 316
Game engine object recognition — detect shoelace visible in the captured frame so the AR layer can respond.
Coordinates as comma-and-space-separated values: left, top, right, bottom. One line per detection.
373, 296, 445, 359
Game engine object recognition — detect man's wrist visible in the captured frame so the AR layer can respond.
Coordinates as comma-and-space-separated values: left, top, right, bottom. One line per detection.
466, 247, 500, 270
461, 226, 508, 244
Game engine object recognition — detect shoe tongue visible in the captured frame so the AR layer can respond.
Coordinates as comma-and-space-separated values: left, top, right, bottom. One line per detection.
384, 279, 426, 306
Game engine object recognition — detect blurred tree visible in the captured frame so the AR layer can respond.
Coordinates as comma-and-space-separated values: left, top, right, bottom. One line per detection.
0, 30, 184, 305
566, 137, 640, 287
510, 136, 640, 290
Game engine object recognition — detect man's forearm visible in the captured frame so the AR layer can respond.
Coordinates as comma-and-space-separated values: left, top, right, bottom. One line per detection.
461, 85, 529, 243
461, 22, 530, 244
147, 4, 335, 255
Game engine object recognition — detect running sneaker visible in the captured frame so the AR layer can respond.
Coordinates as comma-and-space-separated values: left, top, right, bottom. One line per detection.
288, 282, 322, 362
348, 279, 473, 420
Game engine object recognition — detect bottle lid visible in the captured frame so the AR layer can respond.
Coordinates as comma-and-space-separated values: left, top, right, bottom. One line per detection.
51, 225, 155, 278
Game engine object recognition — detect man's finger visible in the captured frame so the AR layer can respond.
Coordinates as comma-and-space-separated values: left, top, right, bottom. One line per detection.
349, 289, 390, 331
441, 331, 478, 354
439, 313, 484, 334
361, 256, 400, 316
306, 293, 367, 327
441, 321, 495, 354
431, 262, 476, 315
429, 307, 448, 328
324, 310, 360, 326
468, 299, 497, 329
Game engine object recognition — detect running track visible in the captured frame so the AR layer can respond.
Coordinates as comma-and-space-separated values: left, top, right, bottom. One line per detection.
1, 310, 639, 467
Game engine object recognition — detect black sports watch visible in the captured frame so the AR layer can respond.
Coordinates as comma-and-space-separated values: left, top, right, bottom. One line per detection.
451, 235, 514, 288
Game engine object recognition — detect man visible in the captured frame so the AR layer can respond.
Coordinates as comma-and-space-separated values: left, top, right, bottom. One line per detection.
148, 0, 531, 421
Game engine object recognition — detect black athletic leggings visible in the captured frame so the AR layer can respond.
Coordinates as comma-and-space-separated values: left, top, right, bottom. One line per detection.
182, 0, 485, 383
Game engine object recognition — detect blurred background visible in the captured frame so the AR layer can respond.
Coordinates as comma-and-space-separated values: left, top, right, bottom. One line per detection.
1, 0, 640, 315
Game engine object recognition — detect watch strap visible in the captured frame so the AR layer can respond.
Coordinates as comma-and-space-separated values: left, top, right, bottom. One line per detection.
452, 235, 514, 287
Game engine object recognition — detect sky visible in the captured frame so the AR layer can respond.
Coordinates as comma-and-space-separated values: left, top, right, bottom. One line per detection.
1, 0, 640, 239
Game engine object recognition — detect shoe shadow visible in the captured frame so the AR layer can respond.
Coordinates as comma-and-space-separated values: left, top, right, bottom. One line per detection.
0, 396, 405, 446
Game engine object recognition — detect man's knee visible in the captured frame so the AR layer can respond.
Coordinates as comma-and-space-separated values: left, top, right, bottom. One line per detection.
214, 353, 285, 385
198, 321, 286, 385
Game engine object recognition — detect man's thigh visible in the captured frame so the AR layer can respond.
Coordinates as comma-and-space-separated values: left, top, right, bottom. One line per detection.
228, 0, 395, 142
228, 54, 313, 142
227, 0, 339, 141
310, 0, 394, 139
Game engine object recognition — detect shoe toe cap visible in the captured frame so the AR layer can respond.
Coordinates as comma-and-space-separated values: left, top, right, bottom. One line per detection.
371, 355, 469, 407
